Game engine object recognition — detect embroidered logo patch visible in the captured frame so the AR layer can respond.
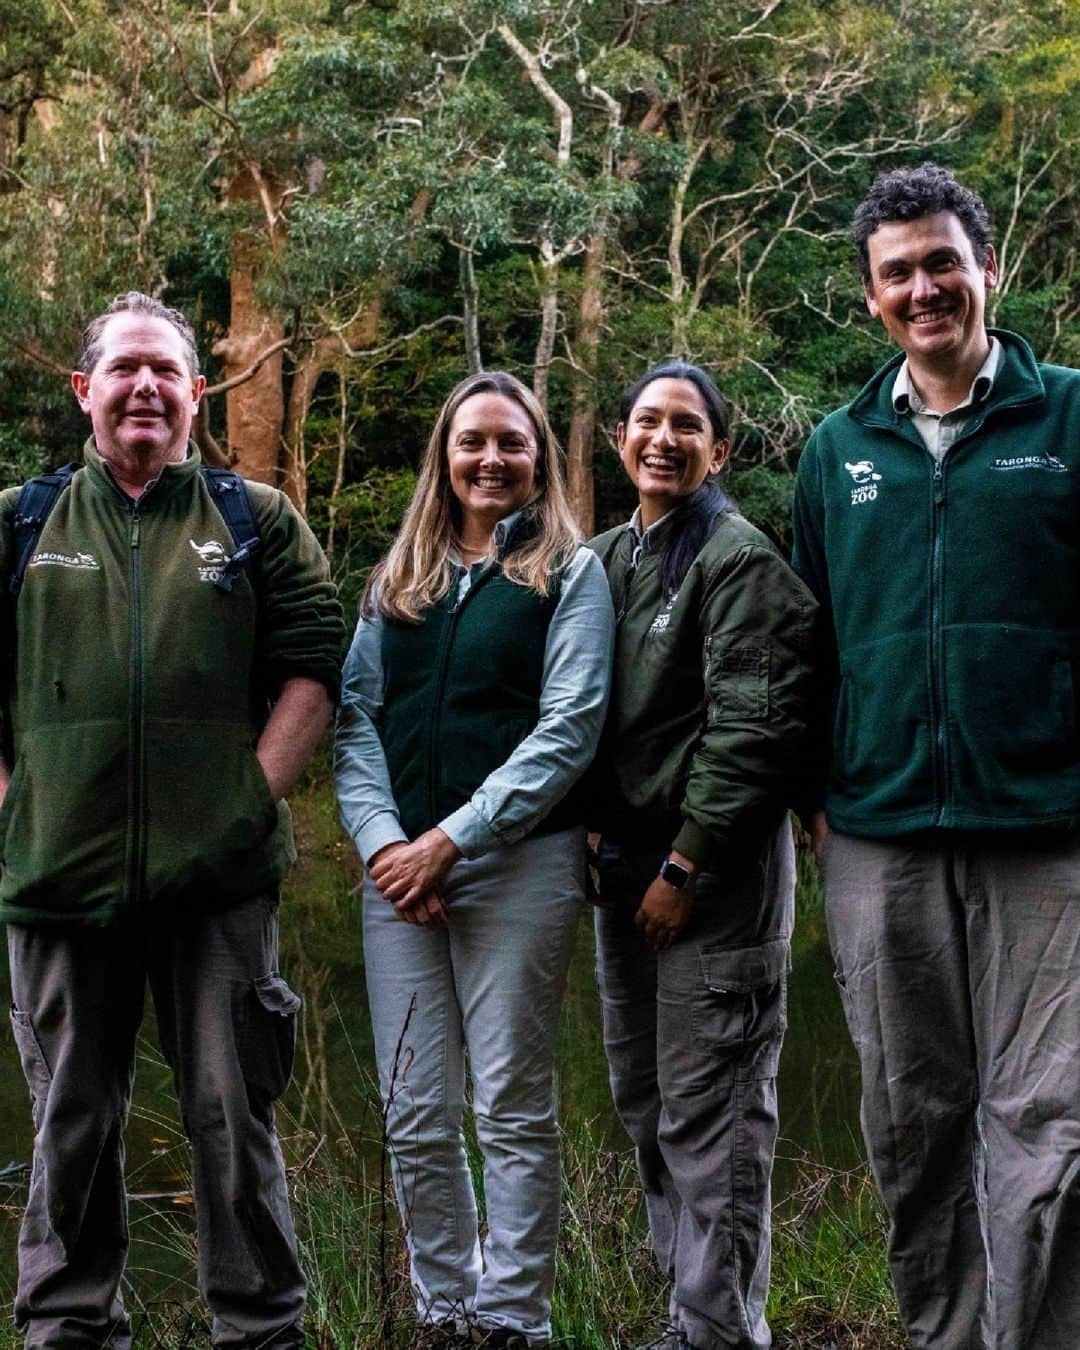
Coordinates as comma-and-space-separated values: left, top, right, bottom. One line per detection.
844, 460, 882, 505
190, 537, 229, 583
648, 593, 678, 634
988, 454, 1067, 473
27, 550, 100, 572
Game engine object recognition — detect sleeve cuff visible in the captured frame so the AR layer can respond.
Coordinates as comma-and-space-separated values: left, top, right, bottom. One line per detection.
439, 803, 501, 860
354, 811, 408, 867
672, 817, 719, 870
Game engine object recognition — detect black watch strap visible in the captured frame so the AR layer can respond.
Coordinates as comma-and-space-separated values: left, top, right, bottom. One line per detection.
659, 857, 692, 890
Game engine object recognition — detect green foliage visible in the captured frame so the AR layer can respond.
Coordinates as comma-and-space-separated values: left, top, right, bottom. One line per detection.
0, 424, 46, 489
0, 0, 1075, 537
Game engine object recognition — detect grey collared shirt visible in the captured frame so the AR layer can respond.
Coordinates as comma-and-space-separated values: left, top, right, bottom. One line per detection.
891, 337, 1002, 462
334, 523, 615, 863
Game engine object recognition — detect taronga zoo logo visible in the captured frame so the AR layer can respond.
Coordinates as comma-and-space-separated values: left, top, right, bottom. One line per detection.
844, 460, 882, 505
189, 538, 230, 583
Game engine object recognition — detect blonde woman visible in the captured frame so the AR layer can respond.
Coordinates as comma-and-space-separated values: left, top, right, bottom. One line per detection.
335, 371, 614, 1348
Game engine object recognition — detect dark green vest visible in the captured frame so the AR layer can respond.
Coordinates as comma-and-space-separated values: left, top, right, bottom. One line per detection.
381, 564, 578, 841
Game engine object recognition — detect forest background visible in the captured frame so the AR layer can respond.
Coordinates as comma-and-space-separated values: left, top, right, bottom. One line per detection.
1, 2, 1079, 1346
2, 0, 1078, 605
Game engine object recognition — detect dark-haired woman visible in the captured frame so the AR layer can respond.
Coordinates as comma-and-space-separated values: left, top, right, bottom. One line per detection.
335, 371, 614, 1347
588, 363, 817, 1350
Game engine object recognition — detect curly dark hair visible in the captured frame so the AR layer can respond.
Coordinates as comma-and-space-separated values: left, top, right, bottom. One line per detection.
853, 162, 992, 283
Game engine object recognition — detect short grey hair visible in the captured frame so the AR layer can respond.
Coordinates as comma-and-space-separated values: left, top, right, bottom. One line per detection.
79, 291, 200, 379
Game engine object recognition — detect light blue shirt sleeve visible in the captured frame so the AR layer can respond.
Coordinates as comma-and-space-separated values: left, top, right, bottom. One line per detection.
440, 546, 615, 857
333, 547, 616, 865
333, 605, 408, 865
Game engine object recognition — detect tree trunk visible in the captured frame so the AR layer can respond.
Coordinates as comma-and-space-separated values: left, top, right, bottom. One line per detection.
211, 161, 287, 492
566, 232, 605, 534
460, 246, 482, 373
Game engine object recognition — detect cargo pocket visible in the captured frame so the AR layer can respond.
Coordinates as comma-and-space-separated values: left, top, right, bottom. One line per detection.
238, 974, 302, 1107
692, 936, 789, 1078
11, 1008, 52, 1127
707, 639, 770, 724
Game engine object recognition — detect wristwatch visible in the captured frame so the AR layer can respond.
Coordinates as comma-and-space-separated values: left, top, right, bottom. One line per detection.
658, 857, 692, 890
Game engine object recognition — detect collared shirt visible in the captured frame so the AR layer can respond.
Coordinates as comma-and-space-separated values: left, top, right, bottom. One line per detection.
627, 506, 675, 567
334, 515, 615, 863
891, 337, 1002, 462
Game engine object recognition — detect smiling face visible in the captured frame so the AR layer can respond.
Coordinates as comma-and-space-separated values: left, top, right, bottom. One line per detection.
617, 376, 730, 529
863, 210, 997, 377
445, 391, 540, 540
71, 311, 205, 492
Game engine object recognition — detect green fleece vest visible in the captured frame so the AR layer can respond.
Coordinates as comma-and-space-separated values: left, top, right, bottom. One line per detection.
380, 566, 577, 841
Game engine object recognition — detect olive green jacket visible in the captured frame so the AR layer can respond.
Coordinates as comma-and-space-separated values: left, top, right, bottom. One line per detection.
0, 441, 344, 925
587, 510, 818, 867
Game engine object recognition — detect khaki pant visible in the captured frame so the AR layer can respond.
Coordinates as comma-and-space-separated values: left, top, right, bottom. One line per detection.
595, 823, 794, 1349
821, 830, 1080, 1350
7, 893, 306, 1349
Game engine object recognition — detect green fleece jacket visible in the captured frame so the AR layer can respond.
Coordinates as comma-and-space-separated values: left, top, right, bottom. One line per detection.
588, 509, 818, 867
0, 441, 345, 925
792, 329, 1080, 836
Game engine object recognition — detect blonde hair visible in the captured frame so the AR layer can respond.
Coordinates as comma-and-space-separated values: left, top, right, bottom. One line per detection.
369, 371, 581, 623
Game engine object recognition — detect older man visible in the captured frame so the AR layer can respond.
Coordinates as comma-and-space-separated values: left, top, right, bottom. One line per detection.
0, 292, 344, 1347
792, 164, 1080, 1349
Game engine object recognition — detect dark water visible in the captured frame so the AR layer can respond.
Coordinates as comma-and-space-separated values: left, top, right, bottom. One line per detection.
0, 790, 863, 1308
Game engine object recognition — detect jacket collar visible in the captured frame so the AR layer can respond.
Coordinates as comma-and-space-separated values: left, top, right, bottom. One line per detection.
493, 505, 543, 560
847, 329, 1045, 432
82, 437, 203, 507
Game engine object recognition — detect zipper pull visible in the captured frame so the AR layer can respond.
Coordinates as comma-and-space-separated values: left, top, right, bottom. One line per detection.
131, 515, 140, 548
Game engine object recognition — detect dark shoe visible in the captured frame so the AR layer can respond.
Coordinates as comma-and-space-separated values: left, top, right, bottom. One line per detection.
636, 1327, 691, 1350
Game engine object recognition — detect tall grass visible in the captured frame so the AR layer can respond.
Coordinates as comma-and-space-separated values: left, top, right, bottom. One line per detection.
0, 779, 905, 1346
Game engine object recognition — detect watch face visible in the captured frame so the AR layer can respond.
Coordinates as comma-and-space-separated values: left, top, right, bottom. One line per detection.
660, 858, 691, 889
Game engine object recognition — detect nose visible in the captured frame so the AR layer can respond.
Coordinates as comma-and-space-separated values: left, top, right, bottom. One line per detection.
479, 438, 504, 465
910, 267, 939, 304
132, 364, 157, 395
650, 419, 677, 449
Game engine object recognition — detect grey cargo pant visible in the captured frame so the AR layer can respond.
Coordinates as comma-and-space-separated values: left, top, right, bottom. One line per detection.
821, 830, 1080, 1350
595, 823, 795, 1350
7, 893, 306, 1349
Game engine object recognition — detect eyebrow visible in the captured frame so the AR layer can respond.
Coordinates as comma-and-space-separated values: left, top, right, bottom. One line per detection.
633, 404, 706, 422
877, 247, 962, 273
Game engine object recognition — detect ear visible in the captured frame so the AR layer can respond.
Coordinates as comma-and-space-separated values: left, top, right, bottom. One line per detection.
982, 243, 999, 293
615, 421, 627, 461
863, 280, 881, 320
191, 374, 207, 410
710, 439, 732, 475
71, 370, 92, 413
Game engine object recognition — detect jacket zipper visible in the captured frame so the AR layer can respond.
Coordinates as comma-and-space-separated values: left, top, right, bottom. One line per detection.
425, 565, 494, 826
616, 539, 643, 624
127, 508, 146, 905
928, 457, 948, 825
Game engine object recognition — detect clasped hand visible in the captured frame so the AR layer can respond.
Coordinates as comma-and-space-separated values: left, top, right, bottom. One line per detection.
369, 828, 463, 928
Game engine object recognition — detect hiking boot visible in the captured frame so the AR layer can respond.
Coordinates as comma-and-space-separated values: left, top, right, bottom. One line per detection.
636, 1326, 692, 1350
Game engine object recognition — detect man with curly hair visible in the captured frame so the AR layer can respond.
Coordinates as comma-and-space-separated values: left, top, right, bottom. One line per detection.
792, 163, 1080, 1349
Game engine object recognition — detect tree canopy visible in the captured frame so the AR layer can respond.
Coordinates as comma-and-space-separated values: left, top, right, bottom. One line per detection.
1, 0, 1077, 588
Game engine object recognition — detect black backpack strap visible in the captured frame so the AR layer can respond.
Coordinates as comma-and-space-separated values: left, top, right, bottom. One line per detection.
200, 467, 263, 593
8, 465, 76, 596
